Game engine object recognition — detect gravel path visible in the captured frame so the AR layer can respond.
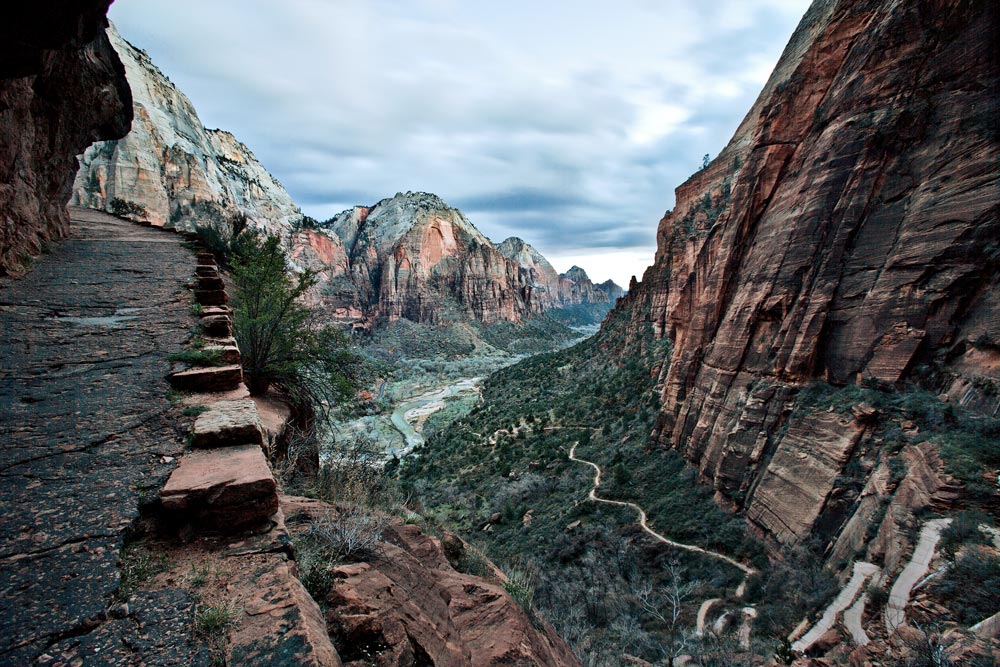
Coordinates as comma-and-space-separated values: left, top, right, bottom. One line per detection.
0, 209, 207, 664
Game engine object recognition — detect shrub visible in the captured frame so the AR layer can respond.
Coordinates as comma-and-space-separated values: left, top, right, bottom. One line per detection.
228, 228, 363, 414
938, 511, 988, 561
108, 197, 149, 220
931, 546, 1000, 625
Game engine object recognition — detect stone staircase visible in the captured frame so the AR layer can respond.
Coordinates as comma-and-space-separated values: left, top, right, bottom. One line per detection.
157, 247, 338, 665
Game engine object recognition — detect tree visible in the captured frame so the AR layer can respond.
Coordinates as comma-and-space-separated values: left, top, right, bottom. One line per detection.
638, 561, 702, 666
229, 228, 361, 418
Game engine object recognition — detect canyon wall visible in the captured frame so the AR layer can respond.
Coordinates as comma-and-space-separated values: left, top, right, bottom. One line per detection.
0, 2, 132, 275
616, 0, 998, 544
71, 24, 300, 237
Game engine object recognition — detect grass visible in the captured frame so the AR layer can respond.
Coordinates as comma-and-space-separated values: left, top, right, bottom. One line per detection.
169, 348, 226, 367
117, 542, 167, 601
182, 405, 210, 417
195, 601, 241, 636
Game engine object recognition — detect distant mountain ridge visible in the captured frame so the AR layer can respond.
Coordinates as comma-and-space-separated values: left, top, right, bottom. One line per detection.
290, 191, 622, 331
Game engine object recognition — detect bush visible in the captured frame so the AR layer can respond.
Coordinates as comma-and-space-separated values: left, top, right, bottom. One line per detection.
931, 546, 1000, 625
108, 197, 149, 220
228, 228, 363, 415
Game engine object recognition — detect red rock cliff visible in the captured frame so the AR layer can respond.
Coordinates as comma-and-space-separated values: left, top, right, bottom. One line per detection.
0, 2, 132, 275
615, 0, 998, 543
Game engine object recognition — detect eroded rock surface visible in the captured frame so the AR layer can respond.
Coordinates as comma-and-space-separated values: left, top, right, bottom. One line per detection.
0, 209, 203, 663
611, 0, 999, 544
72, 24, 301, 235
0, 2, 132, 274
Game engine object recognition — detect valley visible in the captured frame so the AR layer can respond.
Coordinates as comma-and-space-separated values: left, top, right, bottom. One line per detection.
2, 1, 997, 666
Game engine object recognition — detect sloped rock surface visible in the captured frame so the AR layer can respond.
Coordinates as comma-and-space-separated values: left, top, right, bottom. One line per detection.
0, 2, 132, 274
611, 0, 998, 543
0, 209, 202, 662
324, 522, 580, 666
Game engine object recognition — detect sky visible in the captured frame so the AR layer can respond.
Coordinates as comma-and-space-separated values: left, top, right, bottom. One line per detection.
108, 0, 810, 287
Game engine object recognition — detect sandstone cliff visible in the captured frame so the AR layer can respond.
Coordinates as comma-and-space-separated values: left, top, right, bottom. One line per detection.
0, 2, 132, 275
71, 24, 301, 237
319, 192, 545, 326
612, 0, 998, 547
497, 237, 623, 311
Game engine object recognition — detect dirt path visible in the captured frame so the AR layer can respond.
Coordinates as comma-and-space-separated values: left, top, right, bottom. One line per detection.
695, 598, 721, 636
791, 561, 880, 652
884, 518, 951, 635
568, 442, 755, 591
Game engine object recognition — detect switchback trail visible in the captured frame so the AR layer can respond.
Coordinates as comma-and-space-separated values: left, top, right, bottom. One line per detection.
568, 442, 755, 595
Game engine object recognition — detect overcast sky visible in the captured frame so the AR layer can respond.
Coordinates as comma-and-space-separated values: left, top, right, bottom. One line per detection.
109, 0, 810, 287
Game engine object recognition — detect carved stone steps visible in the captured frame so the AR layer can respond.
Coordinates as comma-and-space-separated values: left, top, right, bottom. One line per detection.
191, 399, 265, 449
160, 445, 278, 532
168, 364, 243, 392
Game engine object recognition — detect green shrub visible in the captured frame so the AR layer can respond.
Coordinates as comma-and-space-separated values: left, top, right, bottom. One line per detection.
228, 228, 363, 413
108, 197, 149, 220
931, 546, 1000, 625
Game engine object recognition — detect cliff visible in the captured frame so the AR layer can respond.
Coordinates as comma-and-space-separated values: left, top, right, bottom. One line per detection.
0, 2, 132, 275
71, 24, 301, 237
613, 0, 998, 545
320, 192, 545, 326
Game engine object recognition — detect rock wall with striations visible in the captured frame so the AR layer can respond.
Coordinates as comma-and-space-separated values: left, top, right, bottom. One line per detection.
0, 2, 132, 275
71, 24, 301, 237
321, 192, 545, 326
614, 0, 998, 545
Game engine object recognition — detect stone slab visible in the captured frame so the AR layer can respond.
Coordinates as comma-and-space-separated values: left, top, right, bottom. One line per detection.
168, 364, 242, 392
160, 445, 278, 531
192, 398, 265, 449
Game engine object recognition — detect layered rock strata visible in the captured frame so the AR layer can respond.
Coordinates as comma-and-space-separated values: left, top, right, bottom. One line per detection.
71, 24, 301, 236
319, 192, 545, 326
496, 238, 623, 309
0, 1, 132, 274
282, 497, 581, 667
613, 0, 998, 545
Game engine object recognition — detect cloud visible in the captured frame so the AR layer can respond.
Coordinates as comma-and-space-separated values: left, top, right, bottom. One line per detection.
108, 0, 810, 287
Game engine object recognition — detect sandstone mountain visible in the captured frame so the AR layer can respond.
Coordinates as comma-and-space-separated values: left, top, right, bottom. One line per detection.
311, 191, 544, 328
496, 237, 624, 310
71, 24, 301, 237
610, 0, 998, 547
0, 2, 132, 274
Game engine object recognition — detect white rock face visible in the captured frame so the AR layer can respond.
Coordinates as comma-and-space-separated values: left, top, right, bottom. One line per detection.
71, 24, 300, 237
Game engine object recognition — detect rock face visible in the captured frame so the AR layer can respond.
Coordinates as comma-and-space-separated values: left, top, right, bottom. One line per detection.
71, 24, 300, 236
320, 192, 545, 326
295, 514, 581, 666
0, 2, 132, 274
612, 0, 998, 544
496, 237, 623, 311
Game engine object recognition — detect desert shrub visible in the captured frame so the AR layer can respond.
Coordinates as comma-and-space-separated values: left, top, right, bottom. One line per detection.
108, 197, 149, 220
931, 546, 1000, 626
938, 511, 989, 561
295, 508, 387, 601
311, 434, 400, 509
229, 228, 363, 413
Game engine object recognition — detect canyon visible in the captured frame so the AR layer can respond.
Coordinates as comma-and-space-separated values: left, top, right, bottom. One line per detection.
1, 0, 997, 665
